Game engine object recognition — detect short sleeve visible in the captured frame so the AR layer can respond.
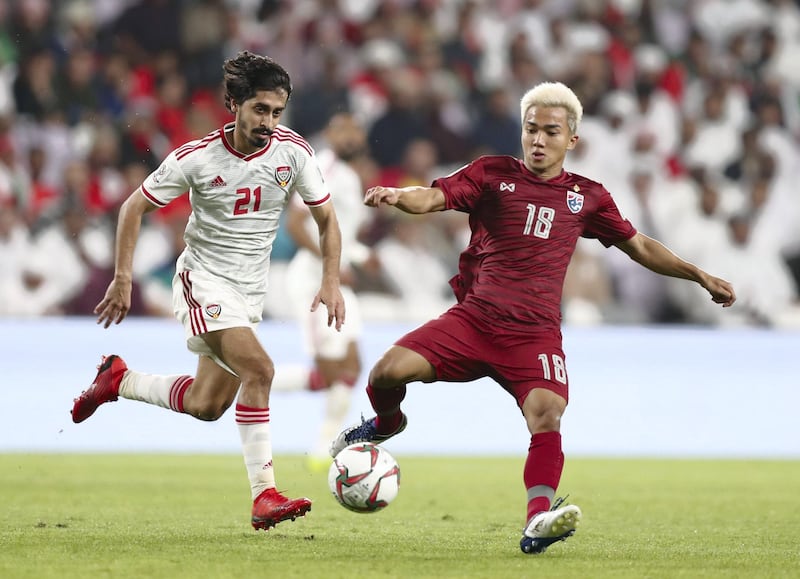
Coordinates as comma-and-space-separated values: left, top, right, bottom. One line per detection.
583, 188, 637, 246
292, 153, 330, 207
432, 160, 486, 212
141, 153, 190, 207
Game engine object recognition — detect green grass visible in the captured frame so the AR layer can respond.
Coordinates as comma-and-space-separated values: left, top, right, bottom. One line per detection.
1, 454, 798, 578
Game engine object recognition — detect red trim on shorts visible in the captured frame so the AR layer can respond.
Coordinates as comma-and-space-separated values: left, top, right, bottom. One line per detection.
180, 271, 207, 335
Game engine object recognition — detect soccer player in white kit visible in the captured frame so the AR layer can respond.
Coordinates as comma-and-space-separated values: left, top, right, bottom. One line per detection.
71, 52, 346, 531
272, 113, 374, 470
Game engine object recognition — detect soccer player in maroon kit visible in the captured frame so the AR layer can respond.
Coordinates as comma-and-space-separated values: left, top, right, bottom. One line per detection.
330, 81, 736, 554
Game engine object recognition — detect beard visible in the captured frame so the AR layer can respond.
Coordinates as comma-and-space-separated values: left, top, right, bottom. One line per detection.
249, 128, 272, 148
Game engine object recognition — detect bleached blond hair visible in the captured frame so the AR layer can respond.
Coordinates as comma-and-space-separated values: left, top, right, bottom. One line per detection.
520, 82, 584, 135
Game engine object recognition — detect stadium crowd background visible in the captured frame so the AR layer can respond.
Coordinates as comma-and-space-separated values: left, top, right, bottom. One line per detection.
0, 0, 799, 328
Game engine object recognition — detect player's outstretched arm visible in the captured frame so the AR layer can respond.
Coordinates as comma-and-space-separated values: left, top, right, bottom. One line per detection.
364, 186, 446, 214
615, 232, 736, 308
308, 202, 346, 330
95, 189, 158, 328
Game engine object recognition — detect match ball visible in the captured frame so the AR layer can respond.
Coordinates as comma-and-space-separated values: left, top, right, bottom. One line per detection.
328, 442, 400, 513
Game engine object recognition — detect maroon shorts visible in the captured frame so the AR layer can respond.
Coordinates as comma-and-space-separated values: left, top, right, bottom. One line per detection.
395, 305, 568, 407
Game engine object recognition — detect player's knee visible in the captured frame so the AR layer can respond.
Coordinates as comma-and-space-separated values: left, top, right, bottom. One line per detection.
369, 356, 408, 388
525, 406, 563, 433
189, 398, 232, 421
240, 361, 275, 391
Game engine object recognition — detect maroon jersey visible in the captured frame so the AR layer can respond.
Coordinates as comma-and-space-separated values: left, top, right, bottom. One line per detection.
433, 155, 636, 333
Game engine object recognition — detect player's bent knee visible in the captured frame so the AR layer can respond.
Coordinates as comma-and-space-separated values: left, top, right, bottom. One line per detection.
185, 397, 232, 421
369, 356, 425, 388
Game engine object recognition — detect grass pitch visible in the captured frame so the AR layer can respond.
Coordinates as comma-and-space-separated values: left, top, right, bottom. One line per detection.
1, 454, 798, 579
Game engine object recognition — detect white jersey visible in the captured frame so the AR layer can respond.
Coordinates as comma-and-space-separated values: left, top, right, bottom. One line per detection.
141, 123, 330, 303
295, 148, 370, 270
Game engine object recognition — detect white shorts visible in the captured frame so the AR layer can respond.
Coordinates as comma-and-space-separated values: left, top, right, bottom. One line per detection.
286, 250, 362, 360
172, 269, 263, 374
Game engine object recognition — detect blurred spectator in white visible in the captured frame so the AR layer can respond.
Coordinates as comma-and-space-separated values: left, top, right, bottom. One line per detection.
0, 201, 37, 315
700, 213, 800, 327
602, 163, 682, 323
374, 213, 456, 321
683, 86, 742, 174
569, 90, 636, 195
664, 168, 735, 323
562, 237, 613, 326
562, 23, 613, 115
629, 44, 680, 162
349, 38, 404, 130
137, 209, 187, 317
24, 197, 111, 315
510, 0, 553, 66
691, 0, 770, 49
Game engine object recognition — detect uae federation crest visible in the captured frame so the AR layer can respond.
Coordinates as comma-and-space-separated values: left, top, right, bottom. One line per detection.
274, 166, 292, 187
566, 188, 584, 214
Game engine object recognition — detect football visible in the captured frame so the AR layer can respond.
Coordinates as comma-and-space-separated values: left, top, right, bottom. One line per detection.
328, 442, 401, 513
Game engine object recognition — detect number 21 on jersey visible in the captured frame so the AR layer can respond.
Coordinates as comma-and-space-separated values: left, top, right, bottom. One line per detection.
233, 186, 262, 215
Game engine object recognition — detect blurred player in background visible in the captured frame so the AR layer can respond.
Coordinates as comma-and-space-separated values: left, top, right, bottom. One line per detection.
71, 51, 345, 531
272, 113, 375, 471
331, 82, 736, 554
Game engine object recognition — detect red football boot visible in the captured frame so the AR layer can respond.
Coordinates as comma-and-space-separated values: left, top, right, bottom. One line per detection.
71, 355, 128, 423
251, 488, 312, 531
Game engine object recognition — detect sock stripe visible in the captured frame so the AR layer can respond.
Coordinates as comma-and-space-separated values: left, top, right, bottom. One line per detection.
169, 376, 194, 412
235, 404, 270, 424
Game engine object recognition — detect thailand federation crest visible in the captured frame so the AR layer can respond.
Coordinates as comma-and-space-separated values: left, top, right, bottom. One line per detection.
274, 166, 292, 187
566, 190, 584, 214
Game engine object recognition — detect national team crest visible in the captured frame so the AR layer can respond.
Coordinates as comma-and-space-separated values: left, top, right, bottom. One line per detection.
152, 163, 168, 184
205, 304, 221, 319
274, 166, 292, 187
566, 190, 584, 213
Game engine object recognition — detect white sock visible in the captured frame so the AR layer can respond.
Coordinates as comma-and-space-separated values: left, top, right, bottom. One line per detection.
236, 403, 275, 500
313, 381, 352, 458
119, 370, 194, 412
270, 365, 310, 392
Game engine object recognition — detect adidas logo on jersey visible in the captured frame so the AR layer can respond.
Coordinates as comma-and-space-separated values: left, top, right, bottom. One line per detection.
209, 175, 226, 188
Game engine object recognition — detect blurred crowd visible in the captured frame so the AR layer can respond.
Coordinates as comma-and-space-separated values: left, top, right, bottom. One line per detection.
1, 0, 800, 327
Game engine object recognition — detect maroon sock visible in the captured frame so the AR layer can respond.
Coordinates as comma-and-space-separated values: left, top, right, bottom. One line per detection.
523, 431, 565, 522
367, 383, 406, 434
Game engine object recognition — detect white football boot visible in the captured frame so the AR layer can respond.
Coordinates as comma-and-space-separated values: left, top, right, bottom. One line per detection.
520, 497, 582, 554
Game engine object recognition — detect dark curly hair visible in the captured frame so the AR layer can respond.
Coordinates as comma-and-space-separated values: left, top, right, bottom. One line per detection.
222, 51, 292, 113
